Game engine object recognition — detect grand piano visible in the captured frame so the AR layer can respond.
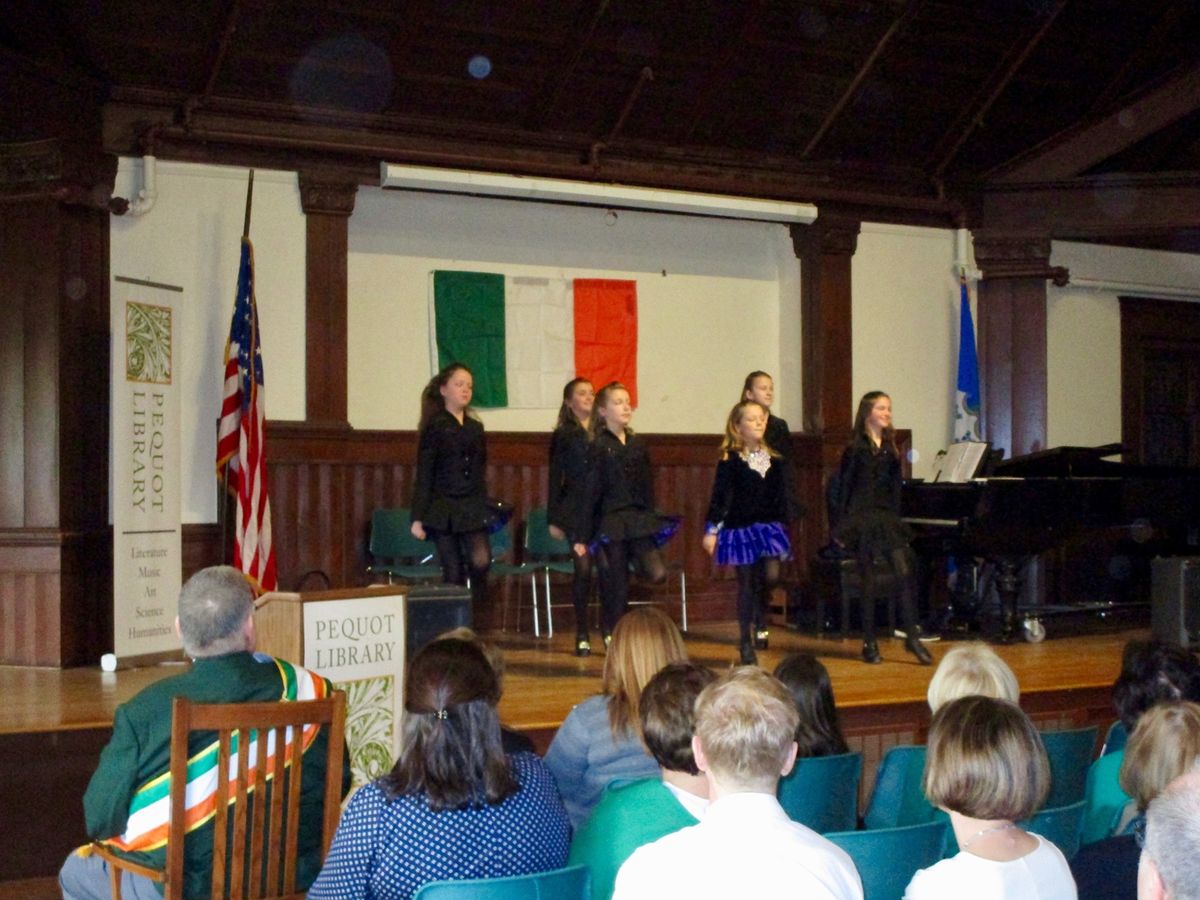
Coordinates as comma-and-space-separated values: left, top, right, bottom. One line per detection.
901, 444, 1200, 641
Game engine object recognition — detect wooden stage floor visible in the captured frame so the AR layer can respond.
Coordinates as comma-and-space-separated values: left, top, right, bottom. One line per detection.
1, 623, 1140, 737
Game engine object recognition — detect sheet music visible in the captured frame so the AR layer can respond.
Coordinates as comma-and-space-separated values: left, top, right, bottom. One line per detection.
930, 441, 990, 483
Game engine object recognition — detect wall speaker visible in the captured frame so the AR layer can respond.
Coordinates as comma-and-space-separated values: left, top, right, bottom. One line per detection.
405, 584, 473, 659
1151, 557, 1200, 648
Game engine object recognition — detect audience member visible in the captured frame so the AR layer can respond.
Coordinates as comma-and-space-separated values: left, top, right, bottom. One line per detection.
309, 638, 569, 899
569, 662, 716, 900
926, 642, 1020, 712
1072, 702, 1200, 900
774, 652, 849, 757
436, 625, 535, 754
1137, 769, 1200, 900
544, 606, 687, 827
613, 667, 863, 900
1081, 640, 1200, 844
905, 695, 1076, 900
60, 566, 351, 900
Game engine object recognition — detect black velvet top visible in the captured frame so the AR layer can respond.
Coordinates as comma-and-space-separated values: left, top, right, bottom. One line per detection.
705, 452, 792, 530
588, 429, 654, 519
411, 410, 487, 529
547, 420, 591, 542
828, 435, 903, 526
765, 413, 792, 460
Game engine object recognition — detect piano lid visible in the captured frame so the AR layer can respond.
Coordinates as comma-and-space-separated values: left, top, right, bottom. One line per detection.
992, 444, 1125, 478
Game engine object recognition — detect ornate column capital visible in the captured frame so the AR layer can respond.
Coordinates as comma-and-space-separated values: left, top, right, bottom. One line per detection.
298, 172, 358, 217
0, 139, 117, 209
971, 230, 1069, 285
790, 211, 861, 259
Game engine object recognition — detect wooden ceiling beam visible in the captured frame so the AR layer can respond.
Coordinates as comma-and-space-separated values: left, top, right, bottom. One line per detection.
523, 0, 610, 131
928, 0, 1067, 178
1086, 0, 1190, 117
989, 60, 1200, 182
799, 0, 922, 160
981, 174, 1200, 238
678, 1, 762, 145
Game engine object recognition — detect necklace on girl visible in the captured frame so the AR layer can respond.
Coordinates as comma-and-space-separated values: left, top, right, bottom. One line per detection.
743, 446, 771, 477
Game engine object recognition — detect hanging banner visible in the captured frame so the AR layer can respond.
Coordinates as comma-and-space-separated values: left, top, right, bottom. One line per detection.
111, 276, 183, 665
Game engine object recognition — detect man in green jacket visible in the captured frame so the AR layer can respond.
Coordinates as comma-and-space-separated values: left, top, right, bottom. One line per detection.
568, 662, 716, 900
60, 565, 351, 899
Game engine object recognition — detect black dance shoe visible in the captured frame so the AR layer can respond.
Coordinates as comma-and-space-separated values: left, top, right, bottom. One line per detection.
753, 629, 770, 651
575, 637, 591, 657
862, 640, 882, 664
905, 635, 933, 665
739, 640, 759, 666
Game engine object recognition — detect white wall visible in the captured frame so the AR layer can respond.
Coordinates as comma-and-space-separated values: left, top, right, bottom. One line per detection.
347, 188, 799, 433
109, 158, 1200, 522
853, 225, 962, 478
1047, 241, 1200, 448
110, 160, 306, 523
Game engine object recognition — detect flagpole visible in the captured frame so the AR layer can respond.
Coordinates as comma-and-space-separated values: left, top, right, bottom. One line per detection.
242, 169, 254, 239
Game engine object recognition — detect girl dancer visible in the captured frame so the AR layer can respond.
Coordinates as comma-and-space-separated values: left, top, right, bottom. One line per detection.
702, 400, 794, 665
586, 382, 674, 644
548, 378, 596, 657
828, 390, 932, 665
742, 371, 793, 461
411, 363, 504, 609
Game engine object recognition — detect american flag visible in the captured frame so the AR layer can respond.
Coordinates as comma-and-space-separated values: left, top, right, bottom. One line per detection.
216, 236, 277, 592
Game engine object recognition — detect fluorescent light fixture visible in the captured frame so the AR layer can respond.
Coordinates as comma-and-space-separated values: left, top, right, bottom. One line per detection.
380, 162, 818, 225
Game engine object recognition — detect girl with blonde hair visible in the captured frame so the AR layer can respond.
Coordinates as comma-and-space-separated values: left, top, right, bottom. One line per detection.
544, 606, 687, 828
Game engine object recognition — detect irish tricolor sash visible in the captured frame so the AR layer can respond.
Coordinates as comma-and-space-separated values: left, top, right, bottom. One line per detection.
100, 658, 328, 854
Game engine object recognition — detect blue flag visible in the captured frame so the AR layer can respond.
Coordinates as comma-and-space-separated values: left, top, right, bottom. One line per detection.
954, 278, 981, 442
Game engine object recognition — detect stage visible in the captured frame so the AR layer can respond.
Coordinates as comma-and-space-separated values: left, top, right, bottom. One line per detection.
0, 624, 1139, 893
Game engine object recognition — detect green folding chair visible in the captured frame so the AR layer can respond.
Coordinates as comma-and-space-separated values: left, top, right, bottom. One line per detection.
523, 507, 579, 637
827, 819, 950, 900
490, 520, 543, 635
366, 508, 442, 584
413, 864, 591, 900
777, 751, 862, 833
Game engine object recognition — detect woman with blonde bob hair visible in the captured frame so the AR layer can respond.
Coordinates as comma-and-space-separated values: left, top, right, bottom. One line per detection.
905, 696, 1075, 899
926, 643, 1020, 712
544, 606, 688, 827
1071, 701, 1200, 899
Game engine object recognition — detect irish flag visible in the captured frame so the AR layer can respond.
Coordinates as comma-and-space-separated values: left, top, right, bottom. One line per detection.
430, 270, 638, 408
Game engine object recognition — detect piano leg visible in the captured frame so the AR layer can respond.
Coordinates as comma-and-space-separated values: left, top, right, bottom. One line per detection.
994, 558, 1022, 643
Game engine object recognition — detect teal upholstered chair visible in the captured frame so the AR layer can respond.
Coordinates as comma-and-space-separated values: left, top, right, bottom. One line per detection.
827, 819, 950, 900
1100, 719, 1126, 756
1040, 725, 1099, 808
412, 864, 591, 900
778, 751, 863, 833
366, 508, 441, 583
864, 745, 944, 830
1020, 799, 1086, 861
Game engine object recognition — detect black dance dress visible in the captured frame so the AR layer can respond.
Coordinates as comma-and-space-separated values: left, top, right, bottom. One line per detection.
412, 410, 504, 534
587, 429, 677, 546
547, 420, 591, 543
828, 436, 913, 556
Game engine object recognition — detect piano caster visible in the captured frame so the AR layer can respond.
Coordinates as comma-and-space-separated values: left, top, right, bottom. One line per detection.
1022, 617, 1046, 643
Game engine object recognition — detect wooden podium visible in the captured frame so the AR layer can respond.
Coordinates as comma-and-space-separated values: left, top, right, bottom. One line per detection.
255, 586, 408, 787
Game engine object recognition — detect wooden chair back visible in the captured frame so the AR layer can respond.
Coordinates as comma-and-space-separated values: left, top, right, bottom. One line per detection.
95, 691, 346, 899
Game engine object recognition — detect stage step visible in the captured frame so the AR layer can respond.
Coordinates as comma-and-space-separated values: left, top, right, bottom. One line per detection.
0, 876, 59, 900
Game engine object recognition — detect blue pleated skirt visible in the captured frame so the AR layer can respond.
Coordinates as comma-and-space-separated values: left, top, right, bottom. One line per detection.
715, 521, 792, 567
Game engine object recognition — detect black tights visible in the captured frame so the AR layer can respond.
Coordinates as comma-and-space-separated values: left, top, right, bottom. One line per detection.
735, 557, 780, 642
595, 538, 666, 634
858, 545, 920, 643
434, 529, 491, 608
570, 550, 594, 639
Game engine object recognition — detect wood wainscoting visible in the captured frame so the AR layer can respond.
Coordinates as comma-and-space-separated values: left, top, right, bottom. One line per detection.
261, 423, 838, 631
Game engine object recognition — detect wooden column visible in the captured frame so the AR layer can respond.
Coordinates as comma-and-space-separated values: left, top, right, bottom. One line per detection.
0, 137, 117, 666
299, 173, 357, 428
971, 232, 1069, 459
790, 211, 861, 436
